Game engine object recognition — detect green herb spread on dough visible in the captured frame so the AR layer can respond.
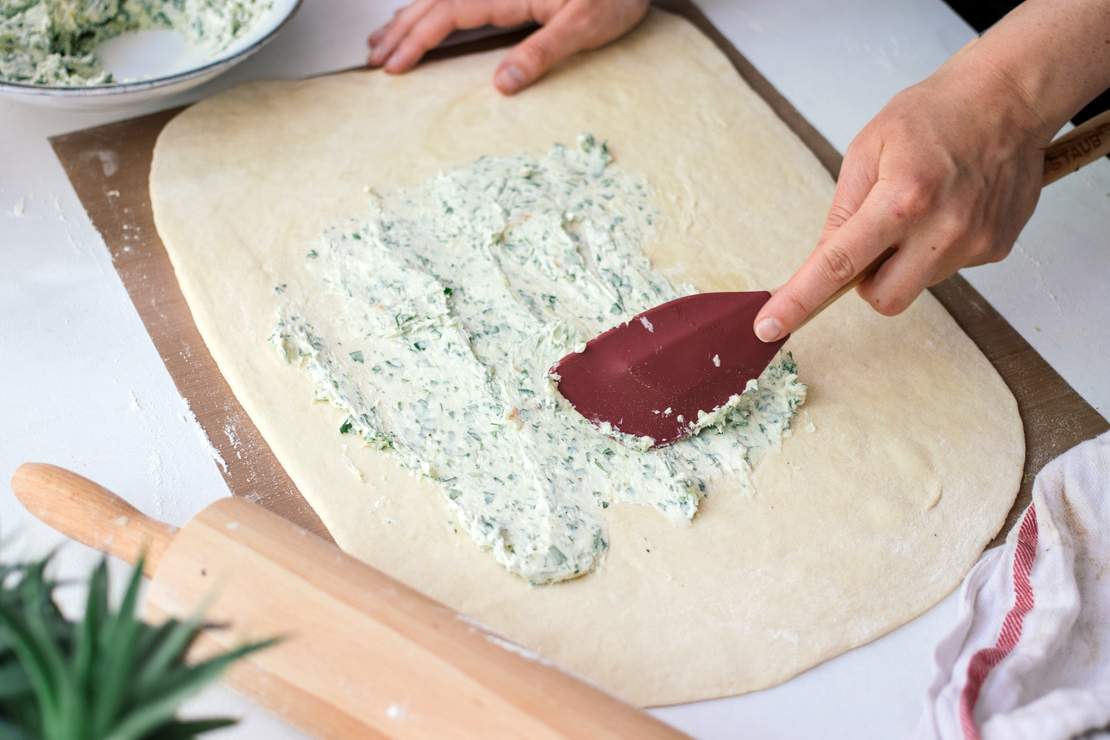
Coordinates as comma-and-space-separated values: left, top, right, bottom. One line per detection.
272, 134, 807, 585
0, 0, 271, 86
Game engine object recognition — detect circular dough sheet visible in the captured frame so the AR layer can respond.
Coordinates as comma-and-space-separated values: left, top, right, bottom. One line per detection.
150, 11, 1023, 706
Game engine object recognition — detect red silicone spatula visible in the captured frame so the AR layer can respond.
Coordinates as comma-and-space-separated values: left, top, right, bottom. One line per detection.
553, 110, 1110, 448
553, 291, 786, 447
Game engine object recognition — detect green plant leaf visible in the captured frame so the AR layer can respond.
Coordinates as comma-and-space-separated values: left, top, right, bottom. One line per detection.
0, 553, 270, 740
0, 598, 68, 738
90, 557, 146, 738
0, 661, 31, 699
148, 717, 238, 740
0, 717, 34, 740
69, 558, 109, 736
134, 617, 202, 691
104, 638, 276, 740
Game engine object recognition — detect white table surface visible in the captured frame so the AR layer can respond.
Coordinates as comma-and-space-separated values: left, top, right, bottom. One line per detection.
1, 1, 1107, 738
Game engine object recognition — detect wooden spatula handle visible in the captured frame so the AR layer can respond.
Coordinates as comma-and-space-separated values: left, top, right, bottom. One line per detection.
1043, 109, 1110, 185
802, 110, 1110, 327
11, 463, 177, 577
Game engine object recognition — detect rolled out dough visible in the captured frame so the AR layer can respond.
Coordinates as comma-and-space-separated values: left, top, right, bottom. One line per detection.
150, 11, 1023, 706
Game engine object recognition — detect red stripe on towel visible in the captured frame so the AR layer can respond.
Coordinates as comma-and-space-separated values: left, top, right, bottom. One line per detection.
958, 504, 1039, 740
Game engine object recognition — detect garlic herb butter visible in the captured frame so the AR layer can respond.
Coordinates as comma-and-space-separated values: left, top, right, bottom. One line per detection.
272, 135, 806, 585
1, 0, 271, 86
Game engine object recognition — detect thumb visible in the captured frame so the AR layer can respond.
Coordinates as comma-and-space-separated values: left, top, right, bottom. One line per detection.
494, 14, 584, 95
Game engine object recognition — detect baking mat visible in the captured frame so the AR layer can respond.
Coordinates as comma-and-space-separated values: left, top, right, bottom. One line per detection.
49, 0, 1108, 547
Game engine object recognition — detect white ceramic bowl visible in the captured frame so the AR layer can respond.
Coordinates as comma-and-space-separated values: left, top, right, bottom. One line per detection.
0, 0, 302, 111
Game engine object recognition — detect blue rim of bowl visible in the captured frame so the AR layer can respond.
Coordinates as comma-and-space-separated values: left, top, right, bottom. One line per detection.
0, 0, 303, 98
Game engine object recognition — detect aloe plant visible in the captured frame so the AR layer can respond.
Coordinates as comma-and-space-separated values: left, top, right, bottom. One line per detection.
0, 554, 275, 739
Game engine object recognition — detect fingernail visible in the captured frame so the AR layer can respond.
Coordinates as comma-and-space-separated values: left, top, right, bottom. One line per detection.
495, 65, 525, 93
754, 317, 783, 343
384, 51, 406, 73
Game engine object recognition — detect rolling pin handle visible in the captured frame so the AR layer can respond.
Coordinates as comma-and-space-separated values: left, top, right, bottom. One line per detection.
10, 463, 177, 577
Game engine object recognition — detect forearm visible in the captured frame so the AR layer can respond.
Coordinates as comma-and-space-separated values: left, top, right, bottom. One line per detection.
941, 0, 1110, 141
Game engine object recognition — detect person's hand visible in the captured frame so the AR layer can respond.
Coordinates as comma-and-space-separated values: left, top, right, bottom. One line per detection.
368, 0, 649, 95
752, 57, 1052, 343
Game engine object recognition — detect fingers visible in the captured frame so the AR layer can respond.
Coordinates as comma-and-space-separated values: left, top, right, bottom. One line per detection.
855, 199, 1008, 316
854, 241, 936, 316
368, 0, 650, 94
494, 0, 649, 94
368, 0, 436, 67
383, 4, 463, 73
374, 0, 541, 74
493, 4, 594, 94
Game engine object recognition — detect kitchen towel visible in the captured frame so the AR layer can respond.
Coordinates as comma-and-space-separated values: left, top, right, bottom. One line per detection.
915, 431, 1110, 740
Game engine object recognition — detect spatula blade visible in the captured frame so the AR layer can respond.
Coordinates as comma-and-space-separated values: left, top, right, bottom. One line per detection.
553, 291, 786, 447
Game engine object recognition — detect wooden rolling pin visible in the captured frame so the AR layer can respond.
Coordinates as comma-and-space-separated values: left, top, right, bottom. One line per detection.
11, 463, 684, 740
